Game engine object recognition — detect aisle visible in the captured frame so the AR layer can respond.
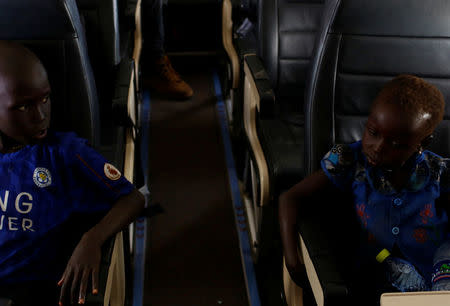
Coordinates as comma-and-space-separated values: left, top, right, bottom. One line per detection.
143, 58, 248, 305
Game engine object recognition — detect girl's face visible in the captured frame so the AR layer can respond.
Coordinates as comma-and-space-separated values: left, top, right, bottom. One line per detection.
362, 100, 428, 169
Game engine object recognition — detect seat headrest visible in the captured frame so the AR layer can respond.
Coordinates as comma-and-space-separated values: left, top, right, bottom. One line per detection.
0, 0, 100, 147
328, 0, 450, 37
76, 0, 121, 65
0, 0, 79, 39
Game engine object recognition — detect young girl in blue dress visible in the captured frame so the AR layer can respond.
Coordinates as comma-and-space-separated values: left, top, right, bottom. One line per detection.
279, 74, 450, 303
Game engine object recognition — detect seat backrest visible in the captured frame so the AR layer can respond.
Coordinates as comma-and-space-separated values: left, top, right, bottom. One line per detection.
0, 0, 100, 147
76, 0, 136, 140
237, 0, 259, 22
76, 0, 123, 114
305, 0, 450, 174
259, 0, 324, 115
76, 0, 124, 68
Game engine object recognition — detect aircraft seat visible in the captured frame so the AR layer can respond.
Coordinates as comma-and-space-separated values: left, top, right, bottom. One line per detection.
0, 1, 134, 305
241, 0, 324, 259
75, 0, 141, 145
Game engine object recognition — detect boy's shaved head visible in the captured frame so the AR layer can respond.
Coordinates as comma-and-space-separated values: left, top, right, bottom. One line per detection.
0, 41, 48, 99
0, 41, 51, 147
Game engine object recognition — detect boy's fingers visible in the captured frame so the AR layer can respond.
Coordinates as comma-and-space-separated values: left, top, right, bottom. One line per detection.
59, 282, 67, 306
71, 268, 81, 304
92, 269, 99, 295
58, 268, 68, 286
59, 269, 74, 305
78, 269, 90, 304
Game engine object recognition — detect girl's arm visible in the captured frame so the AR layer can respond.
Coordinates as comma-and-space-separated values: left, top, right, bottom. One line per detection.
437, 192, 450, 232
279, 169, 331, 284
59, 189, 145, 305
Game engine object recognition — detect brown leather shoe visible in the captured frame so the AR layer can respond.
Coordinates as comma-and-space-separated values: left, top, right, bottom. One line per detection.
144, 55, 194, 100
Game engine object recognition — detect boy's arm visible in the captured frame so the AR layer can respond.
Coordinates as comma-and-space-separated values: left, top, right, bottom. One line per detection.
279, 169, 331, 284
59, 188, 145, 305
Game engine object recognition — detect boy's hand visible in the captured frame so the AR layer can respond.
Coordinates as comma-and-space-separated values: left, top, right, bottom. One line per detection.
58, 232, 102, 305
384, 257, 429, 292
56, 189, 145, 305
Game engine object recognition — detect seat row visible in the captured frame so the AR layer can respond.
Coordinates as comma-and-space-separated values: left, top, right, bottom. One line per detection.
222, 0, 450, 305
223, 0, 324, 279
0, 0, 144, 305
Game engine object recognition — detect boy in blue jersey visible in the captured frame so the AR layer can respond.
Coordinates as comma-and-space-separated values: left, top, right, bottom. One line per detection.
279, 75, 450, 304
0, 41, 145, 305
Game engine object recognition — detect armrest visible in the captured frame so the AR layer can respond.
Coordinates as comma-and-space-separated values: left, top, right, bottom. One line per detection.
83, 233, 119, 305
112, 58, 136, 128
243, 55, 275, 119
85, 232, 126, 306
299, 220, 349, 306
234, 29, 257, 59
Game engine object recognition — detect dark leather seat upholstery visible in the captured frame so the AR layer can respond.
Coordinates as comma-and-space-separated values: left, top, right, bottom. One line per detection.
0, 0, 100, 147
257, 0, 324, 195
259, 120, 305, 194
306, 0, 450, 173
75, 0, 136, 82
300, 0, 450, 304
76, 0, 123, 67
75, 0, 138, 149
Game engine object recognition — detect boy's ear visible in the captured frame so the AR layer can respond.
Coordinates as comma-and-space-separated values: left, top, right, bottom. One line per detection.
421, 134, 434, 148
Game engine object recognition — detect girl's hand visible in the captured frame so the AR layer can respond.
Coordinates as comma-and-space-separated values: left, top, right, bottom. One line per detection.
285, 259, 308, 288
384, 257, 429, 292
58, 232, 101, 305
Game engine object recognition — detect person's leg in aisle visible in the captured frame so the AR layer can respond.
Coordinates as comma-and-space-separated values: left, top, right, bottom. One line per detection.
142, 0, 194, 100
143, 0, 164, 60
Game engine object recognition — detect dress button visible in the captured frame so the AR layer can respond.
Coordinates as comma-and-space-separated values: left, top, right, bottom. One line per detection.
393, 198, 403, 206
392, 227, 400, 235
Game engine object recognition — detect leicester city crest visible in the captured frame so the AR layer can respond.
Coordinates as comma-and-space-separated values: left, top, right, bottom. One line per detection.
33, 167, 52, 188
104, 163, 121, 181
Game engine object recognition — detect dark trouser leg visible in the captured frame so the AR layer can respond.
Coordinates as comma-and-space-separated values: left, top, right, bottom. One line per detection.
142, 0, 165, 61
141, 0, 194, 99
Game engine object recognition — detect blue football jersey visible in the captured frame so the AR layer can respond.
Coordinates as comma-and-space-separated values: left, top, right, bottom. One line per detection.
0, 131, 134, 283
